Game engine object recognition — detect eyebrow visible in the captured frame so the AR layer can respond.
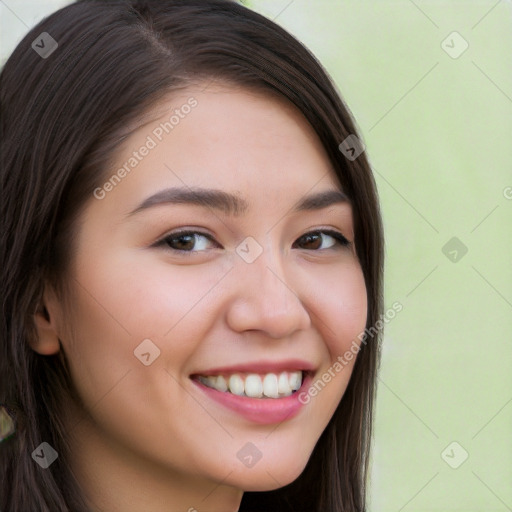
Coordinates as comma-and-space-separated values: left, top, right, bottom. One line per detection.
126, 187, 349, 217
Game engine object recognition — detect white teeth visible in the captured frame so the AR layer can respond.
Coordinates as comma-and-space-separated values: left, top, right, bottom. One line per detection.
289, 371, 302, 391
263, 373, 279, 398
215, 375, 228, 392
199, 371, 304, 398
228, 374, 244, 396
204, 376, 217, 388
278, 372, 291, 395
245, 374, 263, 398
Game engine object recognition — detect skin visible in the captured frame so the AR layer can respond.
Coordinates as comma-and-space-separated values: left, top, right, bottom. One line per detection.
33, 82, 367, 512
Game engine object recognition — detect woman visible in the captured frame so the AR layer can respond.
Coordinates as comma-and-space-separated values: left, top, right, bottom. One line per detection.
0, 1, 384, 510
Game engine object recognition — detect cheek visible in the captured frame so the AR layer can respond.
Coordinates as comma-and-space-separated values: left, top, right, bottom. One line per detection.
68, 246, 229, 343
60, 247, 231, 415
305, 258, 368, 357
296, 259, 367, 421
59, 254, 230, 468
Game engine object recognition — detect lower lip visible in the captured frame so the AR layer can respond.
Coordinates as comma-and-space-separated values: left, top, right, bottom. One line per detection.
191, 373, 312, 425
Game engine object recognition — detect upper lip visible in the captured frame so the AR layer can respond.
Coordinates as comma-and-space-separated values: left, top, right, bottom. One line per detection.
191, 359, 317, 377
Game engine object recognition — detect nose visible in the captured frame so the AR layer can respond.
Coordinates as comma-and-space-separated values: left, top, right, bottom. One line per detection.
225, 249, 311, 339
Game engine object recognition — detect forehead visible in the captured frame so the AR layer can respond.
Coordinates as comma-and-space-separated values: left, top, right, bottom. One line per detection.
97, 82, 344, 216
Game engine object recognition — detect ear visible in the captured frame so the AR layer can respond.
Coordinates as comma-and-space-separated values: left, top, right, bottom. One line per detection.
31, 287, 62, 355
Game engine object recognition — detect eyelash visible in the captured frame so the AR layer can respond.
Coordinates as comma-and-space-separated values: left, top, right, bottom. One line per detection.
154, 228, 350, 254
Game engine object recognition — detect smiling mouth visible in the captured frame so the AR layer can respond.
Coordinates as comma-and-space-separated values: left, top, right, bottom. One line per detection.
191, 370, 305, 399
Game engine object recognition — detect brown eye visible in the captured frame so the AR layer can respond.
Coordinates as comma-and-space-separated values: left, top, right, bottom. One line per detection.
157, 231, 218, 252
294, 230, 350, 250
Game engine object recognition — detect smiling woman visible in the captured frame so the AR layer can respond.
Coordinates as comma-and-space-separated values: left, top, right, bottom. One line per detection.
0, 1, 383, 511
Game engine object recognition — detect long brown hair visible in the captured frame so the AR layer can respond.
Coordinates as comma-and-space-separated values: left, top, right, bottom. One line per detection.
0, 1, 384, 510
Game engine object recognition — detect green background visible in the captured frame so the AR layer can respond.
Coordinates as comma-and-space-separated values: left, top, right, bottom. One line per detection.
2, 1, 511, 510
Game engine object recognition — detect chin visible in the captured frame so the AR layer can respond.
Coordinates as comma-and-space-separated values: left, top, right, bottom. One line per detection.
227, 453, 311, 492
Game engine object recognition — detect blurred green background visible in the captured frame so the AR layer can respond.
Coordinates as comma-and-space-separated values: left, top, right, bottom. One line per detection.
2, 1, 511, 510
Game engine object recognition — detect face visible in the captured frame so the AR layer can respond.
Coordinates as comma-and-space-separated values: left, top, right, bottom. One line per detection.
49, 83, 367, 506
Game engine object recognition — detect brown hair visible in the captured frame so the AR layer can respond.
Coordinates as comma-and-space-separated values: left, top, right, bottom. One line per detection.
0, 1, 384, 510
